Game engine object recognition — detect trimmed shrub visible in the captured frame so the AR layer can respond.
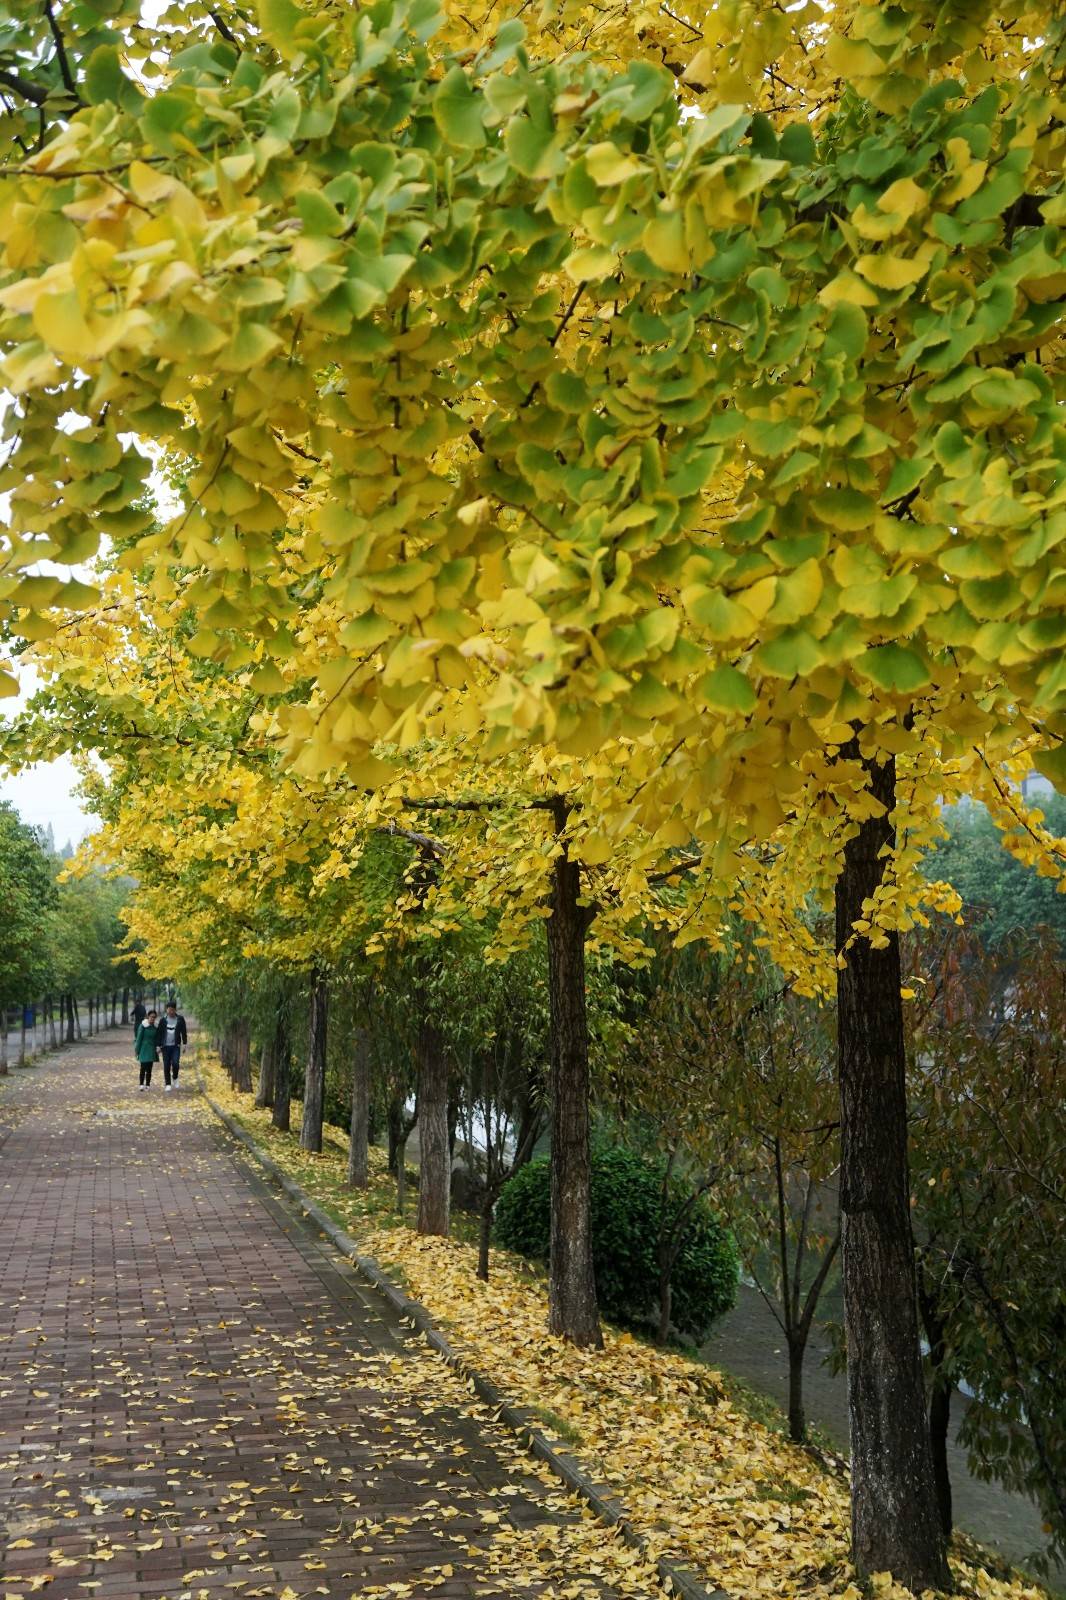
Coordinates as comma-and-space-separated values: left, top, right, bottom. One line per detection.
495, 1146, 737, 1340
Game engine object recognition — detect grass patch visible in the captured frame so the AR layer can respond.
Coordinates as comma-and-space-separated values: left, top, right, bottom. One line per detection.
527, 1406, 584, 1448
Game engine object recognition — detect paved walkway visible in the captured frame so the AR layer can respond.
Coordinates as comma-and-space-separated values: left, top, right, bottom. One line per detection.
0, 1033, 642, 1600
705, 1286, 1061, 1586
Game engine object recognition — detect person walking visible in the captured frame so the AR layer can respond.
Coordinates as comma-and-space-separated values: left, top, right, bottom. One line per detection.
135, 1009, 159, 1090
132, 996, 147, 1032
159, 1001, 188, 1090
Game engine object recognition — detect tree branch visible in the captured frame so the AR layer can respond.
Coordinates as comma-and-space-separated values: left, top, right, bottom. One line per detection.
42, 0, 82, 104
209, 8, 240, 46
0, 68, 48, 106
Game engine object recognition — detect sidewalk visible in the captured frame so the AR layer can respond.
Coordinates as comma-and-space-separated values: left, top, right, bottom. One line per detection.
0, 1033, 649, 1600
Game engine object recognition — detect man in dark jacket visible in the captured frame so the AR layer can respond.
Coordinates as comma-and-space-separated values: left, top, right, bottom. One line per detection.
159, 1001, 189, 1090
132, 997, 147, 1032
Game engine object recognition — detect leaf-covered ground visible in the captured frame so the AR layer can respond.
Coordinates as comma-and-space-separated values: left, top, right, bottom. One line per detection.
200, 1056, 1051, 1600
0, 1036, 676, 1600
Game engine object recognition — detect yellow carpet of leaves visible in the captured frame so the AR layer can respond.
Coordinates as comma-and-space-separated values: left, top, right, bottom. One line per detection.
201, 1059, 1048, 1600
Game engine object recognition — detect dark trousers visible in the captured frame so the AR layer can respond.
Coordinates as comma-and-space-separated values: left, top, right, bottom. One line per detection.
161, 1045, 181, 1084
139, 1061, 153, 1086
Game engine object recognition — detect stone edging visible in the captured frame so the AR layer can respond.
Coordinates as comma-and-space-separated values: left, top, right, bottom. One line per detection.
200, 1083, 727, 1600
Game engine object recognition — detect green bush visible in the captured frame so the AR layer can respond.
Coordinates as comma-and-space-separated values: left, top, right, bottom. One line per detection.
495, 1146, 737, 1341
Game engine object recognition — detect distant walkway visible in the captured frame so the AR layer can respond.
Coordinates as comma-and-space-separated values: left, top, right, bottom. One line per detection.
0, 1033, 640, 1599
705, 1284, 1061, 1584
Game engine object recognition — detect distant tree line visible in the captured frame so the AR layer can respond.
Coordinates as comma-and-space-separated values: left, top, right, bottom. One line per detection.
0, 801, 142, 1069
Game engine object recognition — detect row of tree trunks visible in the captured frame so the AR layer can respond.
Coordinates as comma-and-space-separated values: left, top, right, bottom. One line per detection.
220, 1020, 251, 1090
201, 743, 945, 1589
0, 994, 99, 1068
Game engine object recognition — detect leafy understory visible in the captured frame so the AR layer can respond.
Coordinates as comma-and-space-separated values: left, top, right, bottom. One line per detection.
200, 1056, 1049, 1600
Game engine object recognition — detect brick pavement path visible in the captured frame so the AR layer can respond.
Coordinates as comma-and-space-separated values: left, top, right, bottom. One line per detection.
0, 1033, 643, 1600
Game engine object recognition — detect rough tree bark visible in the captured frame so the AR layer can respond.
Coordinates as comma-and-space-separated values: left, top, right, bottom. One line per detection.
65, 994, 76, 1044
836, 741, 950, 1589
347, 1026, 371, 1189
121, 986, 129, 1025
546, 798, 603, 1349
415, 1008, 450, 1236
0, 1010, 8, 1074
300, 975, 328, 1153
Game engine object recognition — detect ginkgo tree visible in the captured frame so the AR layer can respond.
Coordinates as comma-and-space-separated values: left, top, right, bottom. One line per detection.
12, 542, 1064, 1600
2, 0, 1065, 1587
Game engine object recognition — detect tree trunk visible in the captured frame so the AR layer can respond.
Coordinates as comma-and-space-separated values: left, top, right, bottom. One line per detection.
477, 1202, 493, 1282
47, 996, 57, 1049
928, 1372, 953, 1542
65, 994, 75, 1044
233, 1019, 252, 1093
513, 1062, 545, 1174
395, 1132, 408, 1213
919, 1268, 955, 1541
18, 1007, 27, 1066
387, 1097, 404, 1174
0, 1011, 8, 1074
415, 1008, 450, 1237
256, 1033, 276, 1108
545, 801, 602, 1349
300, 975, 328, 1153
347, 1028, 371, 1189
788, 1337, 807, 1445
835, 743, 950, 1589
121, 986, 129, 1025
73, 996, 82, 1040
271, 1009, 291, 1132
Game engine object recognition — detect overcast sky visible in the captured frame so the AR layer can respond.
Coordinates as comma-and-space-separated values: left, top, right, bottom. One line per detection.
0, 665, 96, 847
0, 758, 94, 846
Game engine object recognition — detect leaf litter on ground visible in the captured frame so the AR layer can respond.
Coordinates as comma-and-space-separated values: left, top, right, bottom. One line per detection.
199, 1056, 1052, 1600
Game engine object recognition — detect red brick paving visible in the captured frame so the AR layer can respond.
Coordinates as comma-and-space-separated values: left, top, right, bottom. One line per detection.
0, 1032, 637, 1600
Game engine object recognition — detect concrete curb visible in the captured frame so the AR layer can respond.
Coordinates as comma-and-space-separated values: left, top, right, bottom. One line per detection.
200, 1083, 727, 1600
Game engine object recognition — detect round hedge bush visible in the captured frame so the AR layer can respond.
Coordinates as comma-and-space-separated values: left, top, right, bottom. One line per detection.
495, 1146, 737, 1341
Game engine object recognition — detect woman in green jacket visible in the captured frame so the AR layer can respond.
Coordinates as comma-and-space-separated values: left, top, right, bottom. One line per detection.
135, 1010, 160, 1089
